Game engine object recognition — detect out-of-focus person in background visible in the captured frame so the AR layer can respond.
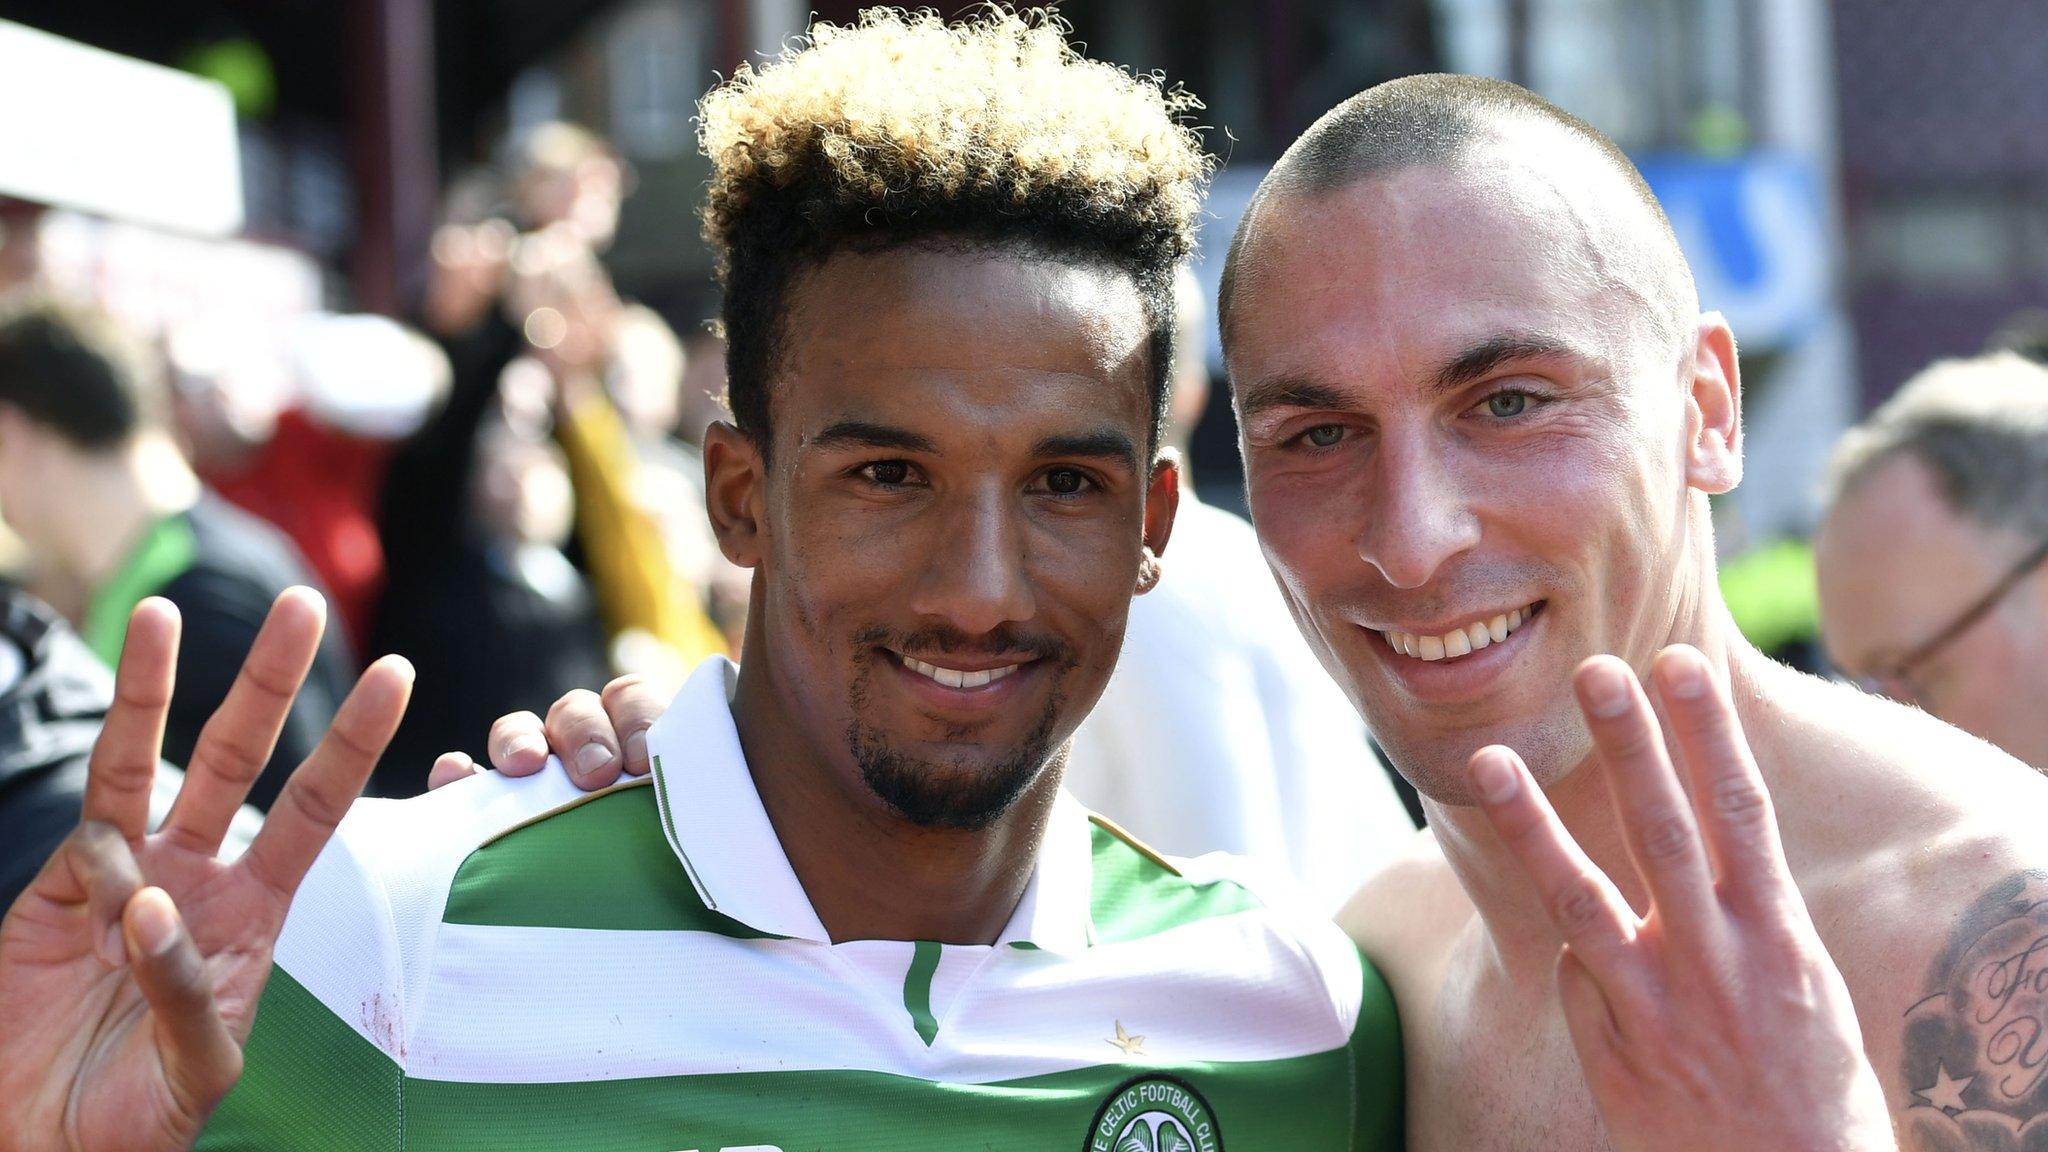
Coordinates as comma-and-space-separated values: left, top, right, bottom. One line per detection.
0, 296, 353, 809
1816, 351, 2048, 771
373, 122, 723, 794
170, 312, 449, 657
1063, 268, 1416, 911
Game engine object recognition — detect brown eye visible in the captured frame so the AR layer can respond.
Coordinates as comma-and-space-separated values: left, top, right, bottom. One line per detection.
1044, 468, 1087, 495
1305, 425, 1345, 448
865, 461, 911, 485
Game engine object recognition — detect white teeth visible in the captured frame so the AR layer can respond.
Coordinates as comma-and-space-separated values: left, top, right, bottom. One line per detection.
899, 654, 1020, 689
1380, 603, 1539, 663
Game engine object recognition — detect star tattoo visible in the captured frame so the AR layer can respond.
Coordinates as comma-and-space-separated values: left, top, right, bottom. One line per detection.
1915, 1062, 1974, 1114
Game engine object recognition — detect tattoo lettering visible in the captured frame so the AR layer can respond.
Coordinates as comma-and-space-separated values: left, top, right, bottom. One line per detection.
1901, 870, 2048, 1151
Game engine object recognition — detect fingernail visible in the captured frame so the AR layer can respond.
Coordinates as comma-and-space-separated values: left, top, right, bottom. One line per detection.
624, 729, 648, 769
131, 887, 179, 957
508, 733, 547, 761
1659, 653, 1706, 699
574, 741, 614, 778
1471, 752, 1518, 803
1581, 664, 1632, 718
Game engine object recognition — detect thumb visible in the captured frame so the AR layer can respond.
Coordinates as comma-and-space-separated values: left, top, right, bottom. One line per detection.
122, 887, 244, 1122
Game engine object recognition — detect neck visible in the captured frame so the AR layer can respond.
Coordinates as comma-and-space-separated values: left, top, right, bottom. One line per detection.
727, 645, 1057, 946
49, 434, 201, 592
1427, 524, 1778, 977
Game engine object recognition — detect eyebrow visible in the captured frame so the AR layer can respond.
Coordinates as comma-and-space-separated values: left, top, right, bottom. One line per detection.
1234, 376, 1355, 419
803, 420, 938, 454
1032, 430, 1141, 471
1431, 333, 1592, 396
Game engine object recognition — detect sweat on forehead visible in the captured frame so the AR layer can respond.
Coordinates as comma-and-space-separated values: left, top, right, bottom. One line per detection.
1218, 73, 1696, 356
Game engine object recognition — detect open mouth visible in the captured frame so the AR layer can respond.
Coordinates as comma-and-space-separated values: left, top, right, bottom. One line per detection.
1377, 600, 1545, 662
892, 651, 1025, 689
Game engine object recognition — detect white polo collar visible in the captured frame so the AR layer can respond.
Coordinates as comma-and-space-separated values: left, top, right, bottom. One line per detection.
645, 657, 1097, 953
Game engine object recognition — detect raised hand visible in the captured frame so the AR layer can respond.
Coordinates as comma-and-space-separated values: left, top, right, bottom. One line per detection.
427, 673, 666, 792
1466, 646, 1895, 1152
0, 590, 411, 1152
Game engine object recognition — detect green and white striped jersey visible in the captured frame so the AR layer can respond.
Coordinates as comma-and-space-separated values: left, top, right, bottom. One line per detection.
200, 658, 1402, 1151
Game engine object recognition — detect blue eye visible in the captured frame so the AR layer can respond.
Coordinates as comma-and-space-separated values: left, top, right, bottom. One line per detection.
1304, 425, 1346, 448
1486, 391, 1528, 418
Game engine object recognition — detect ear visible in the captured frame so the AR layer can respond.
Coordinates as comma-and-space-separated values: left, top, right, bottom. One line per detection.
1684, 313, 1742, 495
702, 420, 768, 568
1137, 450, 1181, 595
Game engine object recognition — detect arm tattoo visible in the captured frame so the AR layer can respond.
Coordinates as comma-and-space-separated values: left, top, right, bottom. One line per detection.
1900, 869, 2048, 1150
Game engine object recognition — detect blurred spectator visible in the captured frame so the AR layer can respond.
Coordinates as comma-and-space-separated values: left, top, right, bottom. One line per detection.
173, 313, 448, 656
369, 335, 611, 797
0, 582, 258, 910
375, 123, 724, 791
0, 296, 352, 809
1061, 270, 1417, 912
1816, 352, 2048, 771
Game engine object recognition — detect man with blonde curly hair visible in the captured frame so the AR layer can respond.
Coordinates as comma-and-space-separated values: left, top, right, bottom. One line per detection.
0, 9, 1402, 1150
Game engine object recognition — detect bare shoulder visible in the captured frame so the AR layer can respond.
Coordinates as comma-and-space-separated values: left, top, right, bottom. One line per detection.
1756, 665, 2048, 870
1337, 826, 1471, 979
1755, 666, 2048, 1145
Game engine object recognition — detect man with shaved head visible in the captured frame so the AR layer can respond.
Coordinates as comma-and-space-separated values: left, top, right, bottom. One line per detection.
1219, 74, 2048, 1150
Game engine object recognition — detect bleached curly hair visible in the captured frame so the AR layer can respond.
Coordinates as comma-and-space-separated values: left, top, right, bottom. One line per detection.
698, 6, 1211, 448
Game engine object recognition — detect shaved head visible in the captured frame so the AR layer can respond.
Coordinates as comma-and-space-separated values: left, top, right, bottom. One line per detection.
1220, 74, 1697, 360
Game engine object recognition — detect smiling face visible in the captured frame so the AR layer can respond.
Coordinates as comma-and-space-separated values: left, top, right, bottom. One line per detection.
709, 244, 1174, 830
1225, 147, 1738, 804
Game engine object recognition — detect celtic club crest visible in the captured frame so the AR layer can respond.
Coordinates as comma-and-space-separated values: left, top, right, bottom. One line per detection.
1085, 1074, 1222, 1152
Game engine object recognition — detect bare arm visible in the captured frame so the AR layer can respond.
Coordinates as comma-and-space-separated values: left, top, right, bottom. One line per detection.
1893, 867, 2048, 1148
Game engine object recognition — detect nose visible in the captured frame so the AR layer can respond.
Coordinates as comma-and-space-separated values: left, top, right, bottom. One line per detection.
906, 481, 1038, 635
1355, 432, 1481, 590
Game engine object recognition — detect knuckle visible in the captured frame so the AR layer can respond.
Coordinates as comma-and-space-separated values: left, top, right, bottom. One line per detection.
1552, 877, 1609, 936
283, 770, 354, 834
1635, 811, 1698, 864
194, 735, 271, 785
1709, 775, 1771, 825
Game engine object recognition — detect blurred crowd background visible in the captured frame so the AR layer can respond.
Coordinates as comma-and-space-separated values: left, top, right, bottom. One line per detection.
1, 0, 2046, 906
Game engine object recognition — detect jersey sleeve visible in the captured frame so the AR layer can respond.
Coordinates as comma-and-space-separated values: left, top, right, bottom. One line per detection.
197, 808, 409, 1150
1347, 942, 1406, 1150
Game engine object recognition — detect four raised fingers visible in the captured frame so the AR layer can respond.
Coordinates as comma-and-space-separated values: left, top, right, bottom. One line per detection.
238, 655, 412, 908
160, 589, 327, 854
83, 599, 180, 841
